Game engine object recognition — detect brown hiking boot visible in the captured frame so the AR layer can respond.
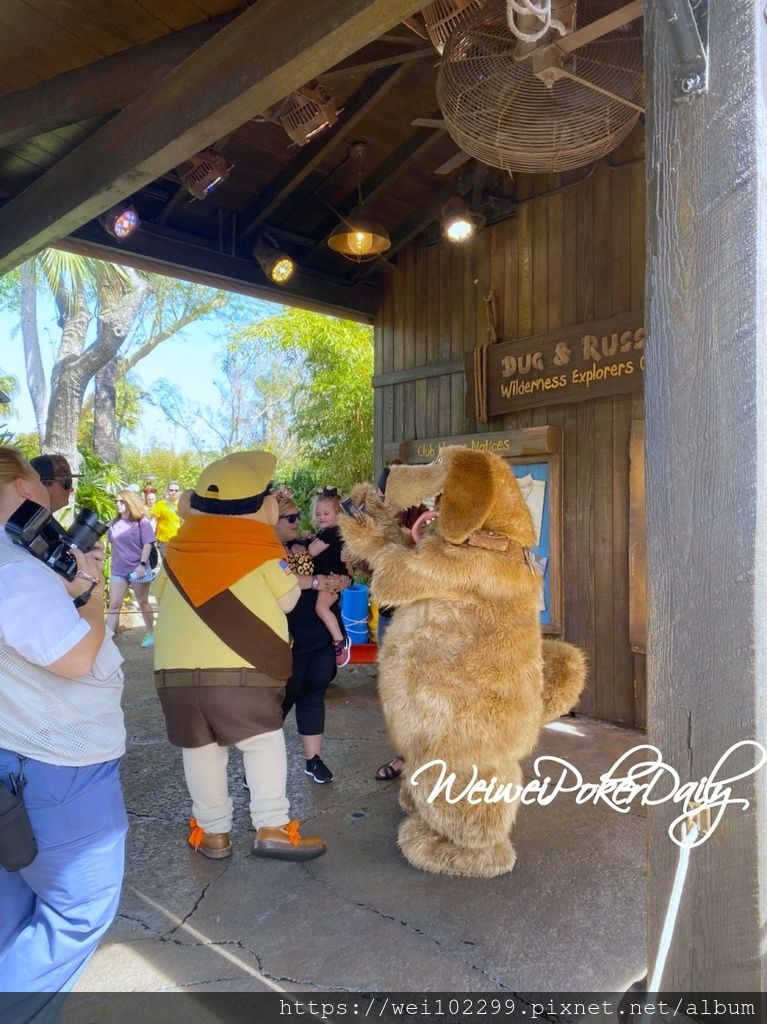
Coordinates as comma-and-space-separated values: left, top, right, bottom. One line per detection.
251, 820, 326, 862
187, 818, 232, 860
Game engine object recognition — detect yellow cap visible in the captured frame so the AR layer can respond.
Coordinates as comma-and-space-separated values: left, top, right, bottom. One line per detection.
194, 451, 276, 503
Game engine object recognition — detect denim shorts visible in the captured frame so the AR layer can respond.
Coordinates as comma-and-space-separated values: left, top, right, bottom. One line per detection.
110, 569, 154, 585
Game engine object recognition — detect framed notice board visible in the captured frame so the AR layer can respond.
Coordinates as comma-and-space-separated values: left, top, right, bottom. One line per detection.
508, 453, 562, 634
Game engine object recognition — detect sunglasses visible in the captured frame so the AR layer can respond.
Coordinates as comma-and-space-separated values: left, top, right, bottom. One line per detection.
49, 477, 72, 490
279, 513, 300, 523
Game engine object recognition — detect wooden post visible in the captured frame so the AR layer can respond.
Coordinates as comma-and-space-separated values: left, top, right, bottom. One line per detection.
645, 0, 767, 990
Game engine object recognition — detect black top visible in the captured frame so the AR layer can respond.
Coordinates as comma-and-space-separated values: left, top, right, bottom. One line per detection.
312, 525, 347, 576
287, 590, 344, 654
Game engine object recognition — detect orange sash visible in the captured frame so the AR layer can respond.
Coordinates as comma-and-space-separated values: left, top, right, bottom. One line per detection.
164, 516, 286, 606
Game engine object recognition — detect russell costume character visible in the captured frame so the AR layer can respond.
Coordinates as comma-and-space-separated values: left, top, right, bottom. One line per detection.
153, 450, 326, 861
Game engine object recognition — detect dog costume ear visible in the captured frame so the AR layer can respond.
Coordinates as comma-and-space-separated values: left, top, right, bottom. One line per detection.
439, 449, 495, 544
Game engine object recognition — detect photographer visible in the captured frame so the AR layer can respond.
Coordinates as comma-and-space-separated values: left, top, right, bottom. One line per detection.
0, 447, 127, 999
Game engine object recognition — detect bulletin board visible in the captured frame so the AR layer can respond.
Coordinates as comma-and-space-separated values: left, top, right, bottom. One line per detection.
508, 454, 562, 633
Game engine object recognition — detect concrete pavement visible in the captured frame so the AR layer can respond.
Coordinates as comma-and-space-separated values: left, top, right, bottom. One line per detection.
74, 627, 647, 997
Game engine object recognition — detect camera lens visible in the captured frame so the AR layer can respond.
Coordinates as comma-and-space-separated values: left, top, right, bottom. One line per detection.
67, 508, 108, 553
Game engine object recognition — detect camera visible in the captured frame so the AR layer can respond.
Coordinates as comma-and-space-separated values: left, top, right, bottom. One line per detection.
340, 497, 365, 520
5, 500, 107, 581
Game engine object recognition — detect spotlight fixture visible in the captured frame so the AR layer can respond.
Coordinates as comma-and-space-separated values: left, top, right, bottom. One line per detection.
327, 143, 391, 262
441, 195, 485, 243
175, 149, 231, 200
253, 235, 296, 285
99, 203, 140, 241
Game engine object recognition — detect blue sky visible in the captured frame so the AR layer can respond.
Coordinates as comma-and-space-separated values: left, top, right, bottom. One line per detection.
1, 291, 282, 450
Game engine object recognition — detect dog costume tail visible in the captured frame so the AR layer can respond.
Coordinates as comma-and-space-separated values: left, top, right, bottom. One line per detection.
540, 640, 587, 722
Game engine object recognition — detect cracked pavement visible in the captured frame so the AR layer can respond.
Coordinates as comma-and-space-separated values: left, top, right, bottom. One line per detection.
74, 626, 647, 995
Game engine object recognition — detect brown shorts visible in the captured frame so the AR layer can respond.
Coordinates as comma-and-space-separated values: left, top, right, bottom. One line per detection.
155, 669, 286, 748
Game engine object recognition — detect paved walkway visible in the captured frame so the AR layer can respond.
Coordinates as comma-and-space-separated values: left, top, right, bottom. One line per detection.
74, 628, 647, 997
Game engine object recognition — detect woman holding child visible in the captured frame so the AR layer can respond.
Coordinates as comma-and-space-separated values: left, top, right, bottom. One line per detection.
274, 488, 351, 784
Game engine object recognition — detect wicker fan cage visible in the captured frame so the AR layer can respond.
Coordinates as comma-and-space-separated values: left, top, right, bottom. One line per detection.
279, 82, 337, 146
422, 0, 487, 54
176, 150, 229, 200
436, 0, 644, 174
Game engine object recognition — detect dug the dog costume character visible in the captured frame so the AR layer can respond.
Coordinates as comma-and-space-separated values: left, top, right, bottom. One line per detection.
341, 446, 586, 878
154, 451, 325, 862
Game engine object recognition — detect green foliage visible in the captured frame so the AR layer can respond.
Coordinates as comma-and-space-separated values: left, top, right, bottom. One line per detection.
13, 433, 41, 460
74, 449, 126, 522
0, 371, 18, 417
119, 444, 205, 491
273, 466, 320, 533
231, 308, 374, 491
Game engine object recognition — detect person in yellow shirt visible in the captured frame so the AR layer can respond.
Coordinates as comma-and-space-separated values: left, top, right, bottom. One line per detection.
152, 481, 182, 557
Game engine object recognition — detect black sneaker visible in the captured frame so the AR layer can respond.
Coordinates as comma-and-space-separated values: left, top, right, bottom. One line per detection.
305, 755, 334, 784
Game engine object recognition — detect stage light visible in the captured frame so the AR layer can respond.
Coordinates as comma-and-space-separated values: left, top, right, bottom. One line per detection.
253, 236, 296, 285
99, 203, 140, 241
441, 195, 484, 243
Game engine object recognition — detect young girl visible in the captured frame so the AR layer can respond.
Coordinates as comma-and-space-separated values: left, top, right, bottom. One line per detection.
308, 487, 352, 667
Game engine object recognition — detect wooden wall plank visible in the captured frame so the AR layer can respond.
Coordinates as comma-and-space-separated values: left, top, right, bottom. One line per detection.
612, 396, 634, 724
548, 189, 564, 333
592, 163, 612, 322
503, 218, 519, 341
629, 161, 645, 313
611, 166, 632, 314
576, 172, 595, 322
426, 247, 440, 437
517, 186, 533, 338
562, 186, 578, 326
591, 396, 615, 722
575, 399, 596, 717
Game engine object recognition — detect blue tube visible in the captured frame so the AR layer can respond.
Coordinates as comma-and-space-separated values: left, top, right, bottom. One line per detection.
341, 583, 369, 644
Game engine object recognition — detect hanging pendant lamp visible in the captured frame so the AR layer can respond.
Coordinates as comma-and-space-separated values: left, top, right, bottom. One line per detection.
327, 143, 391, 262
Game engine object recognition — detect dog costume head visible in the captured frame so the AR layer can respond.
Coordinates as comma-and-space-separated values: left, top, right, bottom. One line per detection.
385, 445, 536, 548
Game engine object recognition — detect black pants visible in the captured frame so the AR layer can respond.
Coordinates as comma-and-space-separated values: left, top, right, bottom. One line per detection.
282, 644, 337, 736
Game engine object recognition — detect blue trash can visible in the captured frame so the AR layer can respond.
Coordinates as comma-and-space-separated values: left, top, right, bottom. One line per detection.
341, 583, 369, 645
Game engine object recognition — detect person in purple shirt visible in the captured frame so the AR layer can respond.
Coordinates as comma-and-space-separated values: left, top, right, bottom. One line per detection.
106, 489, 156, 649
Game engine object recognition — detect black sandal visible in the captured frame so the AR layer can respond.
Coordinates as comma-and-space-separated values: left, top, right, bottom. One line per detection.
375, 757, 404, 781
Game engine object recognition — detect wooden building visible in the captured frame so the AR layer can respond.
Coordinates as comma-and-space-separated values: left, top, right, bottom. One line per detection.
0, 0, 764, 993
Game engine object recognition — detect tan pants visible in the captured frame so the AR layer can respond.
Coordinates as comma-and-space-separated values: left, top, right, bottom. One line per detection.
181, 728, 289, 833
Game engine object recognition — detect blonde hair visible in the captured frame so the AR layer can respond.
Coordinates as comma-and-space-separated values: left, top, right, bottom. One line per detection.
115, 489, 149, 522
311, 488, 343, 527
0, 446, 35, 486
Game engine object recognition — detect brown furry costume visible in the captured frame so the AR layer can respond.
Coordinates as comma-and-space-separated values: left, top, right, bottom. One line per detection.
341, 447, 586, 878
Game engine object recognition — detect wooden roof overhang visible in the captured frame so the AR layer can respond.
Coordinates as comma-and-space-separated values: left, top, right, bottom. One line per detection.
0, 0, 490, 323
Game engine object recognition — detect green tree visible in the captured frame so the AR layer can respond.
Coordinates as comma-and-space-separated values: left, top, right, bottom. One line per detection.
231, 308, 374, 490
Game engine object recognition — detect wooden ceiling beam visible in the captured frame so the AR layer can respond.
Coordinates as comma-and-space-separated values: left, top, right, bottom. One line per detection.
320, 46, 433, 79
63, 221, 380, 322
0, 0, 431, 275
0, 14, 237, 149
236, 61, 412, 245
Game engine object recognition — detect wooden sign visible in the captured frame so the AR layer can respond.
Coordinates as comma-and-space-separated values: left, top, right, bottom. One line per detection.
468, 312, 644, 417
